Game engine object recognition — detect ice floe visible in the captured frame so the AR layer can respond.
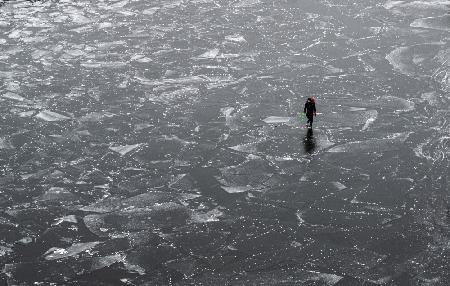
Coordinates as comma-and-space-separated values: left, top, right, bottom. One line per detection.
225, 34, 246, 43
362, 110, 378, 130
2, 92, 27, 102
331, 181, 347, 191
411, 15, 450, 31
328, 133, 410, 153
234, 0, 261, 8
35, 110, 71, 121
109, 144, 143, 156
44, 242, 101, 260
196, 49, 220, 59
262, 116, 291, 124
0, 138, 14, 150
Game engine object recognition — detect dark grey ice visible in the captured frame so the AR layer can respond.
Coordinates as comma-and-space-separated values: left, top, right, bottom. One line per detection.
0, 0, 449, 285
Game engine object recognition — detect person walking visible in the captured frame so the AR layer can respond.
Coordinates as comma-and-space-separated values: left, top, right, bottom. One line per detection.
303, 97, 316, 128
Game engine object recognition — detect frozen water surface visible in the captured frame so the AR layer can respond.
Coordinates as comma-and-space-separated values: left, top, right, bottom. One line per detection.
1, 0, 449, 284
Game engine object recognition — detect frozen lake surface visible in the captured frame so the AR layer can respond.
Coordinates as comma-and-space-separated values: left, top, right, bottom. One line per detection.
0, 0, 449, 284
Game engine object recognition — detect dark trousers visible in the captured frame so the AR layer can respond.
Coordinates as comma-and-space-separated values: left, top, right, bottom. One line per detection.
306, 114, 313, 127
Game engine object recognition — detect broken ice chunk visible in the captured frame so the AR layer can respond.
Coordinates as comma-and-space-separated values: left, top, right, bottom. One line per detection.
39, 187, 77, 202
331, 181, 347, 191
0, 246, 13, 257
44, 241, 101, 260
36, 110, 71, 121
296, 211, 306, 226
0, 138, 14, 150
190, 208, 224, 223
197, 49, 220, 59
52, 215, 78, 226
79, 111, 116, 122
109, 143, 143, 156
361, 110, 378, 131
328, 133, 410, 153
18, 110, 35, 117
75, 130, 91, 136
225, 35, 246, 43
262, 116, 291, 124
222, 186, 252, 193
142, 7, 160, 15
229, 141, 261, 153
2, 92, 27, 102
91, 253, 125, 271
17, 237, 33, 245
235, 0, 261, 7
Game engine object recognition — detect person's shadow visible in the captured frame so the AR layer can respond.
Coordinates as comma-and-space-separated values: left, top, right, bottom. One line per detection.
303, 128, 316, 154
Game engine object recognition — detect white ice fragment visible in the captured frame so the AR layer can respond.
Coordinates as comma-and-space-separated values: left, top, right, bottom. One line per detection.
8, 30, 24, 39
328, 132, 410, 153
225, 35, 246, 43
18, 111, 35, 118
296, 211, 305, 226
221, 107, 236, 128
124, 167, 146, 172
45, 242, 101, 260
262, 116, 291, 124
2, 92, 27, 102
123, 260, 146, 275
142, 7, 160, 15
80, 111, 116, 122
222, 186, 252, 193
331, 181, 347, 191
385, 47, 412, 76
64, 49, 85, 57
349, 107, 366, 111
221, 107, 235, 118
71, 14, 91, 24
91, 254, 125, 271
98, 22, 113, 29
53, 215, 78, 226
197, 49, 220, 59
109, 143, 143, 156
135, 123, 152, 131
291, 241, 302, 248
76, 130, 91, 136
382, 96, 415, 113
81, 61, 127, 69
94, 184, 110, 190
383, 0, 404, 9
0, 138, 14, 150
312, 272, 343, 285
0, 246, 13, 257
362, 110, 378, 131
229, 141, 260, 153
17, 237, 33, 244
36, 110, 70, 121
190, 208, 224, 223
235, 0, 261, 7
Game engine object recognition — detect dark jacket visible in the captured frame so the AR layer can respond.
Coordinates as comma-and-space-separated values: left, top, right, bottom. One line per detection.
304, 101, 316, 116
